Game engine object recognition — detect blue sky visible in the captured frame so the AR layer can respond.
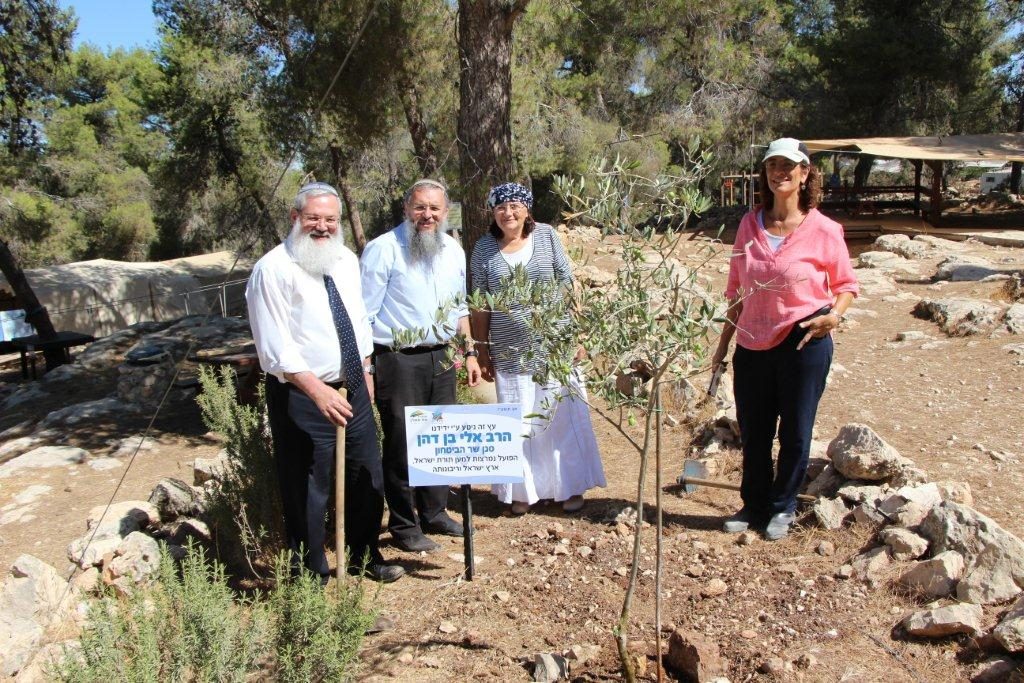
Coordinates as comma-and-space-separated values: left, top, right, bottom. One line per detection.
59, 1, 160, 51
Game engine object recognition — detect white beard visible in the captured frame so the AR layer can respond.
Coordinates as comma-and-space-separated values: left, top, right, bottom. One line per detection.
287, 219, 347, 276
403, 220, 448, 268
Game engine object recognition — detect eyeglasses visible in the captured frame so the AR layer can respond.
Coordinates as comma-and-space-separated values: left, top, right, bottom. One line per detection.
493, 202, 528, 214
301, 214, 340, 227
409, 203, 446, 214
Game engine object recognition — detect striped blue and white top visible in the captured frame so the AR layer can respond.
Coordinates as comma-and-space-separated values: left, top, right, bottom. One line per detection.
469, 223, 574, 374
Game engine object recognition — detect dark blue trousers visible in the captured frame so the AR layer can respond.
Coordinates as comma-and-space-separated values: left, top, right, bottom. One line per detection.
265, 376, 384, 578
732, 324, 832, 516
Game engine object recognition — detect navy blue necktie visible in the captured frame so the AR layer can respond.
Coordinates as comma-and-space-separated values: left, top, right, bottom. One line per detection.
323, 275, 364, 392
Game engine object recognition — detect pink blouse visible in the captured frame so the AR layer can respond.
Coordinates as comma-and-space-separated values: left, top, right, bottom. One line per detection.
725, 208, 859, 350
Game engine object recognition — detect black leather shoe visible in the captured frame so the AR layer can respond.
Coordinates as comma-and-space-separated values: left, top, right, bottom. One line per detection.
349, 563, 405, 583
392, 534, 441, 553
422, 516, 464, 537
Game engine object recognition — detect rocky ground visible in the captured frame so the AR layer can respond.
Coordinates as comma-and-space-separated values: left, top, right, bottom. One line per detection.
1, 226, 1024, 681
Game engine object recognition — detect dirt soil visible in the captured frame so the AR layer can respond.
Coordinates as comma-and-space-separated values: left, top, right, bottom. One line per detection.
2, 229, 1024, 682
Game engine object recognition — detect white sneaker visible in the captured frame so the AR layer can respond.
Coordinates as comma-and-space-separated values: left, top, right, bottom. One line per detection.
765, 513, 795, 541
723, 509, 755, 533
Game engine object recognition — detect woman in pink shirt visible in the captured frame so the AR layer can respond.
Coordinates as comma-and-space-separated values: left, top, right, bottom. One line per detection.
710, 138, 858, 541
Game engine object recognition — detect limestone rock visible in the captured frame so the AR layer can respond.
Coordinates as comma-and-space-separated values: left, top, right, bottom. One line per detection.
874, 234, 929, 259
935, 481, 973, 506
804, 464, 846, 498
86, 500, 159, 531
878, 483, 942, 527
565, 643, 601, 666
898, 550, 965, 598
0, 446, 87, 478
1005, 303, 1024, 335
837, 483, 887, 505
914, 234, 966, 252
813, 496, 850, 530
971, 655, 1024, 682
68, 501, 159, 568
994, 593, 1024, 652
533, 652, 568, 682
914, 298, 1005, 337
934, 255, 998, 282
167, 518, 212, 546
701, 579, 728, 597
858, 251, 919, 274
850, 547, 890, 583
828, 424, 909, 481
0, 555, 69, 676
102, 532, 161, 596
852, 503, 889, 526
666, 628, 726, 682
0, 434, 54, 462
805, 455, 830, 481
855, 268, 897, 295
575, 264, 615, 288
891, 466, 930, 487
148, 478, 201, 521
38, 397, 134, 429
13, 640, 78, 683
193, 450, 230, 485
881, 528, 930, 561
921, 502, 1024, 604
901, 603, 983, 638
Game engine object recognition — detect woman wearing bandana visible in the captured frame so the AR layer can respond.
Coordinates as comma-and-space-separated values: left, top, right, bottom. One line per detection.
469, 182, 606, 515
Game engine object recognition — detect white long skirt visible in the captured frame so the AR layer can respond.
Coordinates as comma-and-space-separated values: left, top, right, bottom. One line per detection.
491, 369, 606, 505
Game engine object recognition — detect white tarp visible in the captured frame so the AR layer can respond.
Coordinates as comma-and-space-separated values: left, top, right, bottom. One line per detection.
0, 251, 253, 339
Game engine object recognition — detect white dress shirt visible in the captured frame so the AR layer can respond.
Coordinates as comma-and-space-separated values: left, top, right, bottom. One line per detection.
360, 224, 469, 347
246, 241, 373, 383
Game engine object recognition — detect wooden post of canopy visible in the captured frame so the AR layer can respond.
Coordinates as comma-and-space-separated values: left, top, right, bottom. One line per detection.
912, 160, 923, 217
926, 160, 944, 223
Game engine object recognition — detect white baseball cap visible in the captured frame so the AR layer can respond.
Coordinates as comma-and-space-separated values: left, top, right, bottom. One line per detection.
763, 137, 810, 165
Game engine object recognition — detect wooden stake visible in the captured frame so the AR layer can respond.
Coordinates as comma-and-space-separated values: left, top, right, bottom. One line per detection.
335, 386, 348, 584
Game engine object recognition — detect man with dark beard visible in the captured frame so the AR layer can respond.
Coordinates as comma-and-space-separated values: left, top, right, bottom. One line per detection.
246, 182, 404, 584
361, 179, 482, 553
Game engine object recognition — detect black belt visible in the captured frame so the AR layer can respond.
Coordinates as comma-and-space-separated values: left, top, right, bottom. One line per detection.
324, 379, 348, 389
373, 343, 448, 356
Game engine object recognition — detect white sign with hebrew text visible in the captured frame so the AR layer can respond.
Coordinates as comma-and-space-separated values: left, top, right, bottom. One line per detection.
405, 403, 524, 486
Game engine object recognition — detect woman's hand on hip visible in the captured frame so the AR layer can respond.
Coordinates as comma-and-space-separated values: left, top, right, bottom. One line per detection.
797, 312, 839, 350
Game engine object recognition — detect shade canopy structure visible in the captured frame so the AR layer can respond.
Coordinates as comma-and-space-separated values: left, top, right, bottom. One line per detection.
802, 133, 1024, 163
793, 133, 1024, 222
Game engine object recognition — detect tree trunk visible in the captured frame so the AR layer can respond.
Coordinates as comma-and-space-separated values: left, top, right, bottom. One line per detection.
853, 154, 873, 190
1011, 96, 1023, 194
400, 78, 440, 178
330, 144, 368, 253
456, 0, 528, 260
0, 237, 65, 368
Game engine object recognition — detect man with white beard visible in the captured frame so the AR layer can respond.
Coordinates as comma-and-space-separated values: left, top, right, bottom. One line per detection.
361, 179, 482, 553
246, 182, 404, 584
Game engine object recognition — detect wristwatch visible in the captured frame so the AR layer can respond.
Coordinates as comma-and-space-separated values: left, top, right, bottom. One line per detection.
464, 349, 479, 357
364, 364, 375, 375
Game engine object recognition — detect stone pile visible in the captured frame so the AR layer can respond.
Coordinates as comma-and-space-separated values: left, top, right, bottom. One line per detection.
0, 315, 253, 417
805, 422, 1024, 659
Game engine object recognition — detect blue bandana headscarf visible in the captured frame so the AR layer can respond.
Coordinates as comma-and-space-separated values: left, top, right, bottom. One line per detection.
487, 182, 533, 209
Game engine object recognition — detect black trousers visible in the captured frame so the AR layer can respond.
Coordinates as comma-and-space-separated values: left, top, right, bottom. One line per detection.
265, 376, 384, 577
732, 323, 833, 517
373, 344, 456, 539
